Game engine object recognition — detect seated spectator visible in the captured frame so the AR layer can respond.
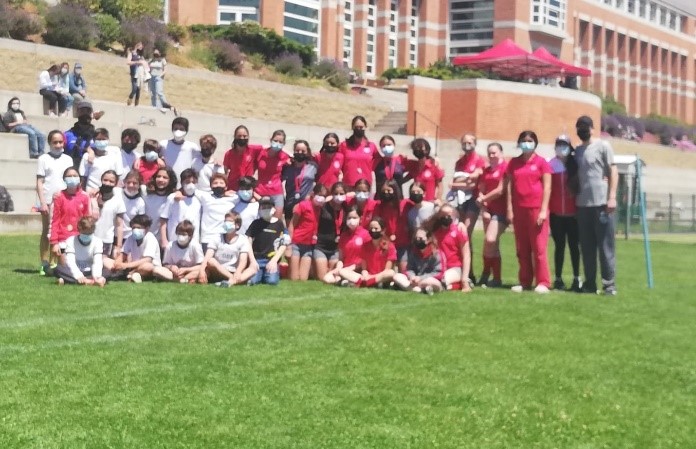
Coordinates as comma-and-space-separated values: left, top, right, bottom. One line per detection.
38, 64, 67, 117
54, 62, 74, 117
3, 97, 46, 158
69, 62, 88, 102
54, 216, 107, 287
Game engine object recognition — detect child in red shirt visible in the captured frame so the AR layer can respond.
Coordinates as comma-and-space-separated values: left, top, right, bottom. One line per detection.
426, 204, 472, 292
256, 129, 290, 218
50, 166, 91, 256
288, 184, 327, 281
373, 179, 412, 271
223, 125, 264, 191
338, 116, 379, 187
134, 139, 163, 184
404, 138, 444, 202
337, 217, 396, 288
315, 132, 344, 189
322, 206, 370, 285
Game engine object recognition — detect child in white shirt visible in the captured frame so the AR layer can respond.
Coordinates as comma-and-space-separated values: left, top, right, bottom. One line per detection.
153, 220, 204, 283
105, 213, 161, 282
199, 211, 257, 287
54, 216, 107, 287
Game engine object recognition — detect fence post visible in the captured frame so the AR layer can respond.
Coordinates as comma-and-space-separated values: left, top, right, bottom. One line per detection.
692, 194, 695, 232
668, 193, 673, 233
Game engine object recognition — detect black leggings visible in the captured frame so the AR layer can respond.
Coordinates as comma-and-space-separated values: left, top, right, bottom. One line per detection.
550, 214, 580, 278
39, 89, 67, 113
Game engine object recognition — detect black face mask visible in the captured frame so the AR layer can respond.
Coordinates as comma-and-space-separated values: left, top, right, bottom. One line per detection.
323, 146, 337, 153
234, 138, 249, 148
294, 153, 307, 162
577, 128, 591, 141
409, 193, 423, 204
413, 150, 426, 160
122, 142, 137, 152
212, 186, 225, 197
353, 129, 365, 139
201, 149, 214, 158
415, 239, 427, 250
78, 114, 92, 124
369, 230, 383, 240
439, 215, 453, 227
100, 184, 114, 195
381, 192, 394, 202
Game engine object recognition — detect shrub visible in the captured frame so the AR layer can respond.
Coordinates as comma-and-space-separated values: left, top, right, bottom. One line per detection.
602, 95, 627, 116
0, 2, 42, 41
247, 52, 265, 70
119, 15, 168, 55
43, 4, 97, 50
167, 22, 187, 43
210, 39, 244, 73
94, 12, 120, 50
188, 43, 217, 71
312, 58, 350, 89
274, 52, 303, 77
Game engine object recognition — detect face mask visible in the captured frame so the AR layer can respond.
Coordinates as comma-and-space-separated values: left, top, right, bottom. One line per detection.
132, 228, 145, 240
93, 140, 109, 152
462, 143, 475, 152
259, 208, 274, 221
64, 176, 80, 188
234, 138, 249, 147
519, 141, 535, 153
409, 193, 423, 204
122, 142, 137, 152
382, 145, 394, 157
439, 215, 453, 227
99, 184, 114, 195
125, 188, 140, 198
413, 150, 426, 159
10, 103, 19, 111
346, 217, 360, 230
353, 129, 365, 139
201, 148, 215, 158
333, 194, 346, 204
177, 234, 190, 246
183, 183, 196, 196
222, 221, 236, 233
238, 189, 253, 202
294, 153, 307, 162
415, 239, 427, 250
137, 49, 143, 55
61, 68, 68, 75
270, 141, 283, 151
381, 192, 394, 202
145, 151, 159, 162
212, 186, 225, 197
173, 130, 187, 142
50, 148, 63, 156
356, 191, 370, 202
555, 145, 571, 157
577, 128, 591, 141
369, 230, 382, 240
313, 195, 326, 206
323, 145, 337, 153
78, 233, 92, 245
74, 69, 82, 75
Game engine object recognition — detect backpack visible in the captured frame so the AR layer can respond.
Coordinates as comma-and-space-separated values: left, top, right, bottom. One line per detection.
0, 186, 14, 212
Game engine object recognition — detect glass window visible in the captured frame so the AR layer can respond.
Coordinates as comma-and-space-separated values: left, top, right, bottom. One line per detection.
345, 13, 351, 22
638, 0, 646, 17
367, 43, 374, 52
344, 29, 351, 36
241, 13, 257, 21
219, 0, 258, 6
284, 16, 318, 33
366, 65, 373, 73
368, 34, 374, 42
344, 38, 351, 47
284, 2, 319, 20
368, 19, 374, 27
220, 12, 236, 22
390, 25, 396, 32
345, 1, 350, 10
628, 0, 635, 13
284, 30, 317, 46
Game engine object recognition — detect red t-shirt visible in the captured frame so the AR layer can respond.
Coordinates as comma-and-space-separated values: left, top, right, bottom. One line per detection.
315, 151, 344, 189
433, 223, 468, 270
479, 161, 508, 216
339, 138, 379, 186
373, 199, 412, 247
360, 240, 397, 274
455, 151, 487, 197
404, 158, 445, 201
291, 199, 319, 245
256, 148, 289, 196
548, 157, 577, 215
138, 159, 159, 185
223, 144, 263, 191
346, 196, 378, 229
338, 227, 370, 267
49, 189, 91, 244
506, 153, 552, 209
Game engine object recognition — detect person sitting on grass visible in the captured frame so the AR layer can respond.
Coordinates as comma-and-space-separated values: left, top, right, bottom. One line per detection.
153, 220, 204, 283
198, 212, 257, 287
336, 216, 396, 288
392, 228, 444, 295
245, 196, 290, 286
322, 206, 370, 285
54, 216, 107, 287
49, 166, 91, 261
3, 97, 46, 159
105, 213, 161, 283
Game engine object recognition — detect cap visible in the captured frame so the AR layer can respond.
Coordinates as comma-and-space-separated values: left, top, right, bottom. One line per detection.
74, 62, 83, 69
555, 134, 572, 145
258, 196, 274, 208
76, 100, 93, 111
576, 115, 594, 128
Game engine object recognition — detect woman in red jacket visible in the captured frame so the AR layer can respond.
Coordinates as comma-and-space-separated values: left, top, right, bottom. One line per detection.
50, 166, 92, 258
548, 135, 581, 291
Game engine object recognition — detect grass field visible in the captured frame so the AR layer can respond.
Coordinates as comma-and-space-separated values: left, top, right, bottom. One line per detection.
1, 233, 695, 448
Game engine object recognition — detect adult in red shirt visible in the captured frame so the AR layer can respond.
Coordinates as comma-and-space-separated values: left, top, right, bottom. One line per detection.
475, 142, 508, 288
345, 179, 377, 229
256, 129, 290, 218
373, 179, 412, 271
288, 184, 327, 281
548, 134, 581, 291
322, 206, 370, 284
426, 204, 472, 293
403, 138, 444, 202
338, 115, 379, 188
337, 217, 396, 288
50, 166, 92, 256
223, 125, 264, 191
504, 130, 552, 293
315, 132, 344, 188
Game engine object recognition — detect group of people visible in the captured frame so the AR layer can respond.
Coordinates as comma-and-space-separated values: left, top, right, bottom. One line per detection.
35, 112, 617, 296
125, 42, 178, 115
37, 61, 100, 118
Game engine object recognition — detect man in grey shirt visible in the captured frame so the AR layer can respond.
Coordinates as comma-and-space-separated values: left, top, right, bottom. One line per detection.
574, 115, 618, 295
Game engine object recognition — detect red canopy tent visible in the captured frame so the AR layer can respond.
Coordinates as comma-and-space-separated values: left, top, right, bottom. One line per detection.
531, 47, 592, 77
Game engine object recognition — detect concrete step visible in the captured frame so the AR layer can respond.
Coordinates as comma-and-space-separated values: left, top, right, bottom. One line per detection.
0, 158, 38, 187
4, 186, 38, 213
0, 212, 42, 233
0, 132, 31, 160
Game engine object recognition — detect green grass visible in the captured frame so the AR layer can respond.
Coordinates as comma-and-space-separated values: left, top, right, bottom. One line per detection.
1, 233, 695, 448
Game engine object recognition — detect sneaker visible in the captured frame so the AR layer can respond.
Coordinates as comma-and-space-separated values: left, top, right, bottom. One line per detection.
173, 107, 179, 117
534, 285, 550, 294
216, 280, 231, 288
486, 279, 503, 288
48, 111, 57, 117
553, 278, 566, 290
511, 285, 524, 293
478, 273, 490, 287
56, 278, 64, 286
570, 278, 583, 292
424, 285, 434, 296
39, 261, 49, 276
130, 273, 142, 284
603, 286, 617, 296
581, 283, 598, 294
159, 108, 168, 114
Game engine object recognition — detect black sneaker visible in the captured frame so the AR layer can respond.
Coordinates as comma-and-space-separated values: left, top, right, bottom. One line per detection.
486, 279, 502, 288
553, 278, 566, 290
478, 273, 490, 287
581, 283, 598, 294
570, 278, 583, 292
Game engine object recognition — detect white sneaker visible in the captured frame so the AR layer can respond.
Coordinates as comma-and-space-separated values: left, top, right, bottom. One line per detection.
511, 285, 524, 293
130, 273, 142, 284
534, 285, 550, 294
424, 285, 434, 296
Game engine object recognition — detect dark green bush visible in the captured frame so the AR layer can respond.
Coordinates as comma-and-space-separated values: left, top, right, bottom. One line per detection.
94, 12, 120, 49
43, 4, 97, 50
119, 15, 168, 55
312, 59, 350, 89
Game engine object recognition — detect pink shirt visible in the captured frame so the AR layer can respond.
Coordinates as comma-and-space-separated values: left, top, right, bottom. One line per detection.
404, 158, 445, 201
433, 223, 468, 270
339, 138, 379, 186
506, 153, 552, 209
479, 161, 508, 216
50, 189, 91, 244
223, 144, 263, 191
315, 151, 344, 189
256, 148, 289, 196
291, 199, 319, 245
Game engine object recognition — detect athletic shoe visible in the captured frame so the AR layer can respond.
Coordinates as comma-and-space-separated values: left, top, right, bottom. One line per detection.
603, 286, 617, 296
570, 278, 583, 292
478, 273, 490, 287
424, 285, 434, 296
553, 278, 566, 290
130, 273, 142, 284
486, 279, 503, 288
511, 285, 524, 293
216, 280, 232, 288
581, 283, 598, 294
39, 261, 50, 276
56, 278, 64, 286
534, 285, 550, 294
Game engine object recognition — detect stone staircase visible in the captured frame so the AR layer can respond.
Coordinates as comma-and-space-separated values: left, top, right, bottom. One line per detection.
372, 111, 408, 135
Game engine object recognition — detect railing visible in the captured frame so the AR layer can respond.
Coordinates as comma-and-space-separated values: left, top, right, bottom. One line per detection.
411, 110, 461, 156
619, 192, 696, 235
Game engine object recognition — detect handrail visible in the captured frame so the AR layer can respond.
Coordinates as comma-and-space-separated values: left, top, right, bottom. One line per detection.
412, 110, 461, 156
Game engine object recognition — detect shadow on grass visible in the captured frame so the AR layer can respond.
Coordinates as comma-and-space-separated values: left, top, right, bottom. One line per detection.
14, 268, 39, 275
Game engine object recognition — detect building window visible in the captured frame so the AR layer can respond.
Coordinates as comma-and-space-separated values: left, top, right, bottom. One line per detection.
284, 30, 317, 46
367, 43, 374, 52
217, 0, 258, 25
345, 13, 351, 22
284, 16, 318, 33
284, 2, 319, 20
368, 34, 374, 42
529, 0, 567, 30
628, 0, 635, 14
219, 0, 258, 6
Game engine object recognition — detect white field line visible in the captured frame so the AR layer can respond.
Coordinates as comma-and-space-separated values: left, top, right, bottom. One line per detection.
0, 299, 458, 355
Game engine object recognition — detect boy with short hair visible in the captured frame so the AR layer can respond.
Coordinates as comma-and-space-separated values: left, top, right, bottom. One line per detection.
154, 220, 204, 283
107, 213, 161, 283
54, 216, 107, 287
246, 196, 289, 286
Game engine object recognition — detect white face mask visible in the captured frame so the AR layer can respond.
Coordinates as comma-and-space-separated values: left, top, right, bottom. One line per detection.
10, 103, 20, 111
145, 151, 158, 162
356, 191, 370, 202
177, 234, 190, 246
313, 195, 326, 206
183, 183, 196, 196
222, 221, 236, 233
132, 228, 145, 240
173, 130, 187, 142
61, 68, 68, 75
346, 217, 360, 230
381, 145, 395, 156
333, 194, 346, 204
555, 145, 571, 157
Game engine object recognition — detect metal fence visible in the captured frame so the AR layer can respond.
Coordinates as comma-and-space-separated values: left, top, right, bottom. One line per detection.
619, 191, 696, 235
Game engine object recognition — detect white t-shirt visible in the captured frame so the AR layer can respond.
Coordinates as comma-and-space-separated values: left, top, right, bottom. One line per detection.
144, 192, 169, 239
121, 149, 142, 181
163, 240, 204, 267
192, 156, 225, 192
232, 200, 259, 235
79, 147, 124, 190
159, 139, 201, 186
208, 233, 250, 272
122, 192, 146, 238
123, 231, 162, 266
64, 234, 104, 279
94, 188, 126, 244
36, 153, 73, 205
161, 193, 202, 242
198, 192, 238, 245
